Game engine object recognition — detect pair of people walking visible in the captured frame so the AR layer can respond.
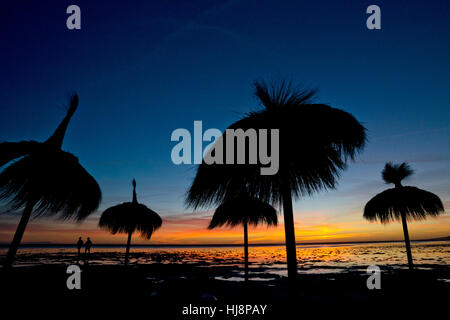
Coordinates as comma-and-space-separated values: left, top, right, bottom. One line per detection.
76, 237, 92, 263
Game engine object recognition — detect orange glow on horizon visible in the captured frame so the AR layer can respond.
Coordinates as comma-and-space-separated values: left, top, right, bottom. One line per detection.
0, 209, 449, 245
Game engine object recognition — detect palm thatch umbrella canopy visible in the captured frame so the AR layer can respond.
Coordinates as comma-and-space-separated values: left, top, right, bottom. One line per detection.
209, 193, 277, 281
99, 180, 162, 266
187, 80, 366, 280
364, 162, 444, 269
0, 94, 102, 269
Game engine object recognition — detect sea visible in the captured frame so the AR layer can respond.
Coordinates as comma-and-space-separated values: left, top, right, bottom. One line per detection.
1, 241, 448, 279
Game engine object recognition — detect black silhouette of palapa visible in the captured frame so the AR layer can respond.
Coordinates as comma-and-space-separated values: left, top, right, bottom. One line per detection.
209, 193, 277, 281
186, 80, 366, 281
99, 180, 162, 266
364, 162, 444, 270
0, 94, 102, 269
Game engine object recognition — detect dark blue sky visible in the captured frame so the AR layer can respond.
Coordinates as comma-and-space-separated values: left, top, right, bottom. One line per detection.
1, 0, 449, 223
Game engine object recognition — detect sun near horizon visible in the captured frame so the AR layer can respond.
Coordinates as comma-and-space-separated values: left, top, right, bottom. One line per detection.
1, 208, 448, 245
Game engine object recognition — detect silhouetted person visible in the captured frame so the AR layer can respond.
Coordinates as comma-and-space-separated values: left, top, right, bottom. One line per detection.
1, 94, 101, 270
84, 237, 92, 263
76, 237, 84, 262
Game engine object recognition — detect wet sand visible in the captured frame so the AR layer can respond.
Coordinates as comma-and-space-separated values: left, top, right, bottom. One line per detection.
1, 261, 448, 318
1, 243, 449, 316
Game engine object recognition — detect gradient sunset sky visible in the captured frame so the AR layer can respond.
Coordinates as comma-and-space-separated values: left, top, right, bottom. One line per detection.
0, 0, 449, 245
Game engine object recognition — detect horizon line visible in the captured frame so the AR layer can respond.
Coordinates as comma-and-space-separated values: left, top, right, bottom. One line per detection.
1, 237, 448, 248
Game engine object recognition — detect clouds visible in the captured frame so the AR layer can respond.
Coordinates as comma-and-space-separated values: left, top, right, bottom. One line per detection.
1, 205, 448, 245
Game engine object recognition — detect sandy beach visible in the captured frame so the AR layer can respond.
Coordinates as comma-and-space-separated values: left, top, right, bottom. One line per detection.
1, 263, 448, 317
1, 243, 449, 317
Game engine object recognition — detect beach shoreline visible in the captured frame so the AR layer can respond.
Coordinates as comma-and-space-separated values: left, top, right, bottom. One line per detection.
1, 242, 448, 317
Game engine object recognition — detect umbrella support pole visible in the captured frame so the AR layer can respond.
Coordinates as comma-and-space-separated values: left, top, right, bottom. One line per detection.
244, 221, 249, 281
125, 231, 132, 266
282, 186, 297, 281
3, 200, 35, 269
400, 213, 414, 270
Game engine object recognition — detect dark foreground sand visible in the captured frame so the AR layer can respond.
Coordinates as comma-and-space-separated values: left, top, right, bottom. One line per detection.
0, 263, 448, 318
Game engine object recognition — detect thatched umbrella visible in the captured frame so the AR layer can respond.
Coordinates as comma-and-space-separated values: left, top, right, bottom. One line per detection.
0, 94, 102, 269
364, 162, 444, 269
209, 193, 277, 281
187, 79, 366, 280
99, 180, 162, 266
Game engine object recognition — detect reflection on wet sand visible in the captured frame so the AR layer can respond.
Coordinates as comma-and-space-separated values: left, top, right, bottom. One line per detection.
1, 241, 448, 280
